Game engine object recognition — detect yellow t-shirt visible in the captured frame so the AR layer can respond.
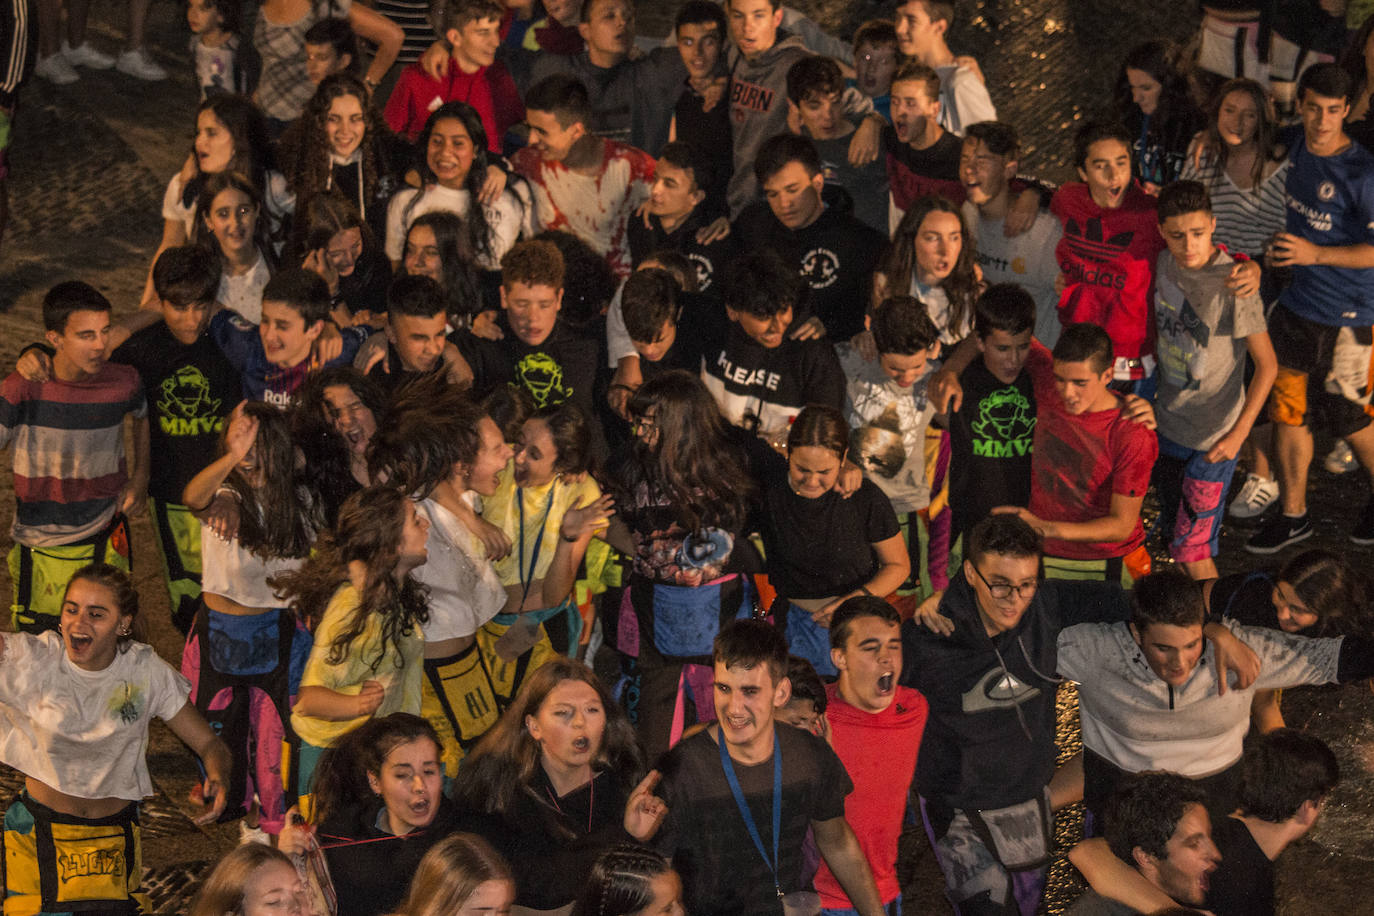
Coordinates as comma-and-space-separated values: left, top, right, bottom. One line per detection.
482, 468, 604, 590
290, 583, 424, 747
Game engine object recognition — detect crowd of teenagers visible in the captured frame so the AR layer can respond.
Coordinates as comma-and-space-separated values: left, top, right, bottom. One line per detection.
5, 0, 1374, 914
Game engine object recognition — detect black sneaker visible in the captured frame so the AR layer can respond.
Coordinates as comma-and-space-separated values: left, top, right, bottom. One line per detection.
1245, 513, 1313, 554
1351, 500, 1374, 545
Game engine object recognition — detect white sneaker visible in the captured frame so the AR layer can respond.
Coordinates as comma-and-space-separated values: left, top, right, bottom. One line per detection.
115, 48, 167, 81
34, 53, 79, 85
1229, 473, 1280, 519
61, 41, 115, 69
238, 821, 270, 846
1325, 439, 1356, 474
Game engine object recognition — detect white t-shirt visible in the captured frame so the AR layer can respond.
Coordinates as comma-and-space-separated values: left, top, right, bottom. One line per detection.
413, 495, 507, 641
935, 63, 997, 136
962, 204, 1064, 348
384, 185, 525, 271
0, 632, 190, 800
162, 170, 295, 239
217, 250, 271, 324
200, 524, 307, 608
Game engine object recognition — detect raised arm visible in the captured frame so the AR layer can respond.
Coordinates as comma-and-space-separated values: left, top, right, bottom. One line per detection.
1068, 838, 1177, 914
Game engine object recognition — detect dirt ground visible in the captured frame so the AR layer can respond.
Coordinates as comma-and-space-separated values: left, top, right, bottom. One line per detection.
1, 0, 1373, 911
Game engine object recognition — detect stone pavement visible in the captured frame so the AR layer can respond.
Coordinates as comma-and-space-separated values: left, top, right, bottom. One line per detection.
1, 0, 1373, 912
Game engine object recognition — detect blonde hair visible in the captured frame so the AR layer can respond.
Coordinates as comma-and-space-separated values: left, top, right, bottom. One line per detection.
388, 833, 512, 916
189, 843, 295, 916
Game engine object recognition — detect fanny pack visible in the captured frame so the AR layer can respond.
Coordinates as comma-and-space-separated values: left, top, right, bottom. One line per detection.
964, 791, 1053, 872
649, 574, 752, 661
19, 794, 142, 913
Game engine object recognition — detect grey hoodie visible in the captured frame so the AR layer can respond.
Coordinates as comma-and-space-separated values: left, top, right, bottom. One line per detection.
726, 29, 874, 217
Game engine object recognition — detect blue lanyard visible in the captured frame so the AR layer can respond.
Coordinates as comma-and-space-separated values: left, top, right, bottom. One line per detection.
718, 728, 784, 899
516, 484, 558, 606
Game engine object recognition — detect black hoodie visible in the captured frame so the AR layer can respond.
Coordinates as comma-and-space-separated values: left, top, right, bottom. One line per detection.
899, 572, 1129, 814
732, 191, 885, 341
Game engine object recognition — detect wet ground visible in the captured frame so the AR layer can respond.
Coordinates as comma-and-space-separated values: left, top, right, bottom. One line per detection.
1, 0, 1372, 911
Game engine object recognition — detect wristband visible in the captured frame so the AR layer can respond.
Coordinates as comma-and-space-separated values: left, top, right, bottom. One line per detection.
561, 531, 579, 543
859, 585, 874, 597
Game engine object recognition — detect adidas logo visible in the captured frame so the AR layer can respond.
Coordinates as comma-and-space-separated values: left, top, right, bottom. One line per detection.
1064, 217, 1134, 264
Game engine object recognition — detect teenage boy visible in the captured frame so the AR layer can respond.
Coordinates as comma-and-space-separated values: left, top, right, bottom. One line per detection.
362, 274, 473, 395
1065, 773, 1221, 915
1070, 729, 1341, 916
960, 121, 1062, 346
1057, 566, 1374, 828
114, 247, 242, 634
884, 60, 963, 222
524, 0, 687, 152
892, 0, 995, 135
1051, 122, 1165, 385
618, 267, 708, 383
840, 296, 947, 594
849, 19, 898, 121
732, 133, 885, 343
1, 282, 148, 632
1152, 180, 1276, 580
997, 323, 1158, 583
787, 55, 889, 233
1054, 124, 1263, 386
514, 73, 656, 279
945, 284, 1040, 547
456, 240, 602, 439
725, 0, 881, 218
210, 268, 370, 407
628, 142, 739, 293
898, 514, 1133, 915
385, 0, 522, 146
817, 596, 928, 916
700, 250, 845, 444
643, 618, 887, 916
1252, 62, 1374, 552
670, 1, 733, 212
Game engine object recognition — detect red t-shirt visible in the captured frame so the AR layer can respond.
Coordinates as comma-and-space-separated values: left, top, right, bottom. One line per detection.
1026, 350, 1157, 560
813, 684, 927, 909
1050, 182, 1162, 376
382, 60, 523, 149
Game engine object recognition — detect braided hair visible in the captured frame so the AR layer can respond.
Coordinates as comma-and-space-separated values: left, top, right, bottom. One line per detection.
570, 845, 675, 916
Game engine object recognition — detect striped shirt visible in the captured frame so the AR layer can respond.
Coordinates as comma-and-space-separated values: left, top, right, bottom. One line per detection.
1179, 145, 1289, 258
374, 0, 431, 64
0, 364, 147, 547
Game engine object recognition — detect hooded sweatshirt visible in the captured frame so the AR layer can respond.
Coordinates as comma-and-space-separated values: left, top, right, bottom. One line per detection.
1050, 182, 1162, 379
732, 192, 885, 341
814, 683, 928, 909
726, 31, 874, 217
899, 574, 1130, 814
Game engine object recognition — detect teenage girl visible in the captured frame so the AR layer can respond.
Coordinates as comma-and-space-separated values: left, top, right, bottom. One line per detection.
0, 564, 231, 914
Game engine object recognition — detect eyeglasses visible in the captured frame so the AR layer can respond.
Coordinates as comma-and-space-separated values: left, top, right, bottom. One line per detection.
970, 563, 1039, 600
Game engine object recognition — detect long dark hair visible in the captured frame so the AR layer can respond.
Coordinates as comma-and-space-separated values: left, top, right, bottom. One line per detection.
1112, 40, 1198, 129
1278, 549, 1370, 637
182, 94, 273, 210
1202, 78, 1280, 194
223, 400, 316, 559
296, 193, 383, 272
368, 374, 489, 497
611, 370, 752, 535
402, 210, 483, 320
269, 486, 428, 669
309, 712, 440, 828
406, 102, 495, 262
880, 195, 980, 341
291, 366, 387, 528
192, 171, 277, 270
570, 845, 674, 916
453, 658, 644, 821
290, 73, 385, 209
